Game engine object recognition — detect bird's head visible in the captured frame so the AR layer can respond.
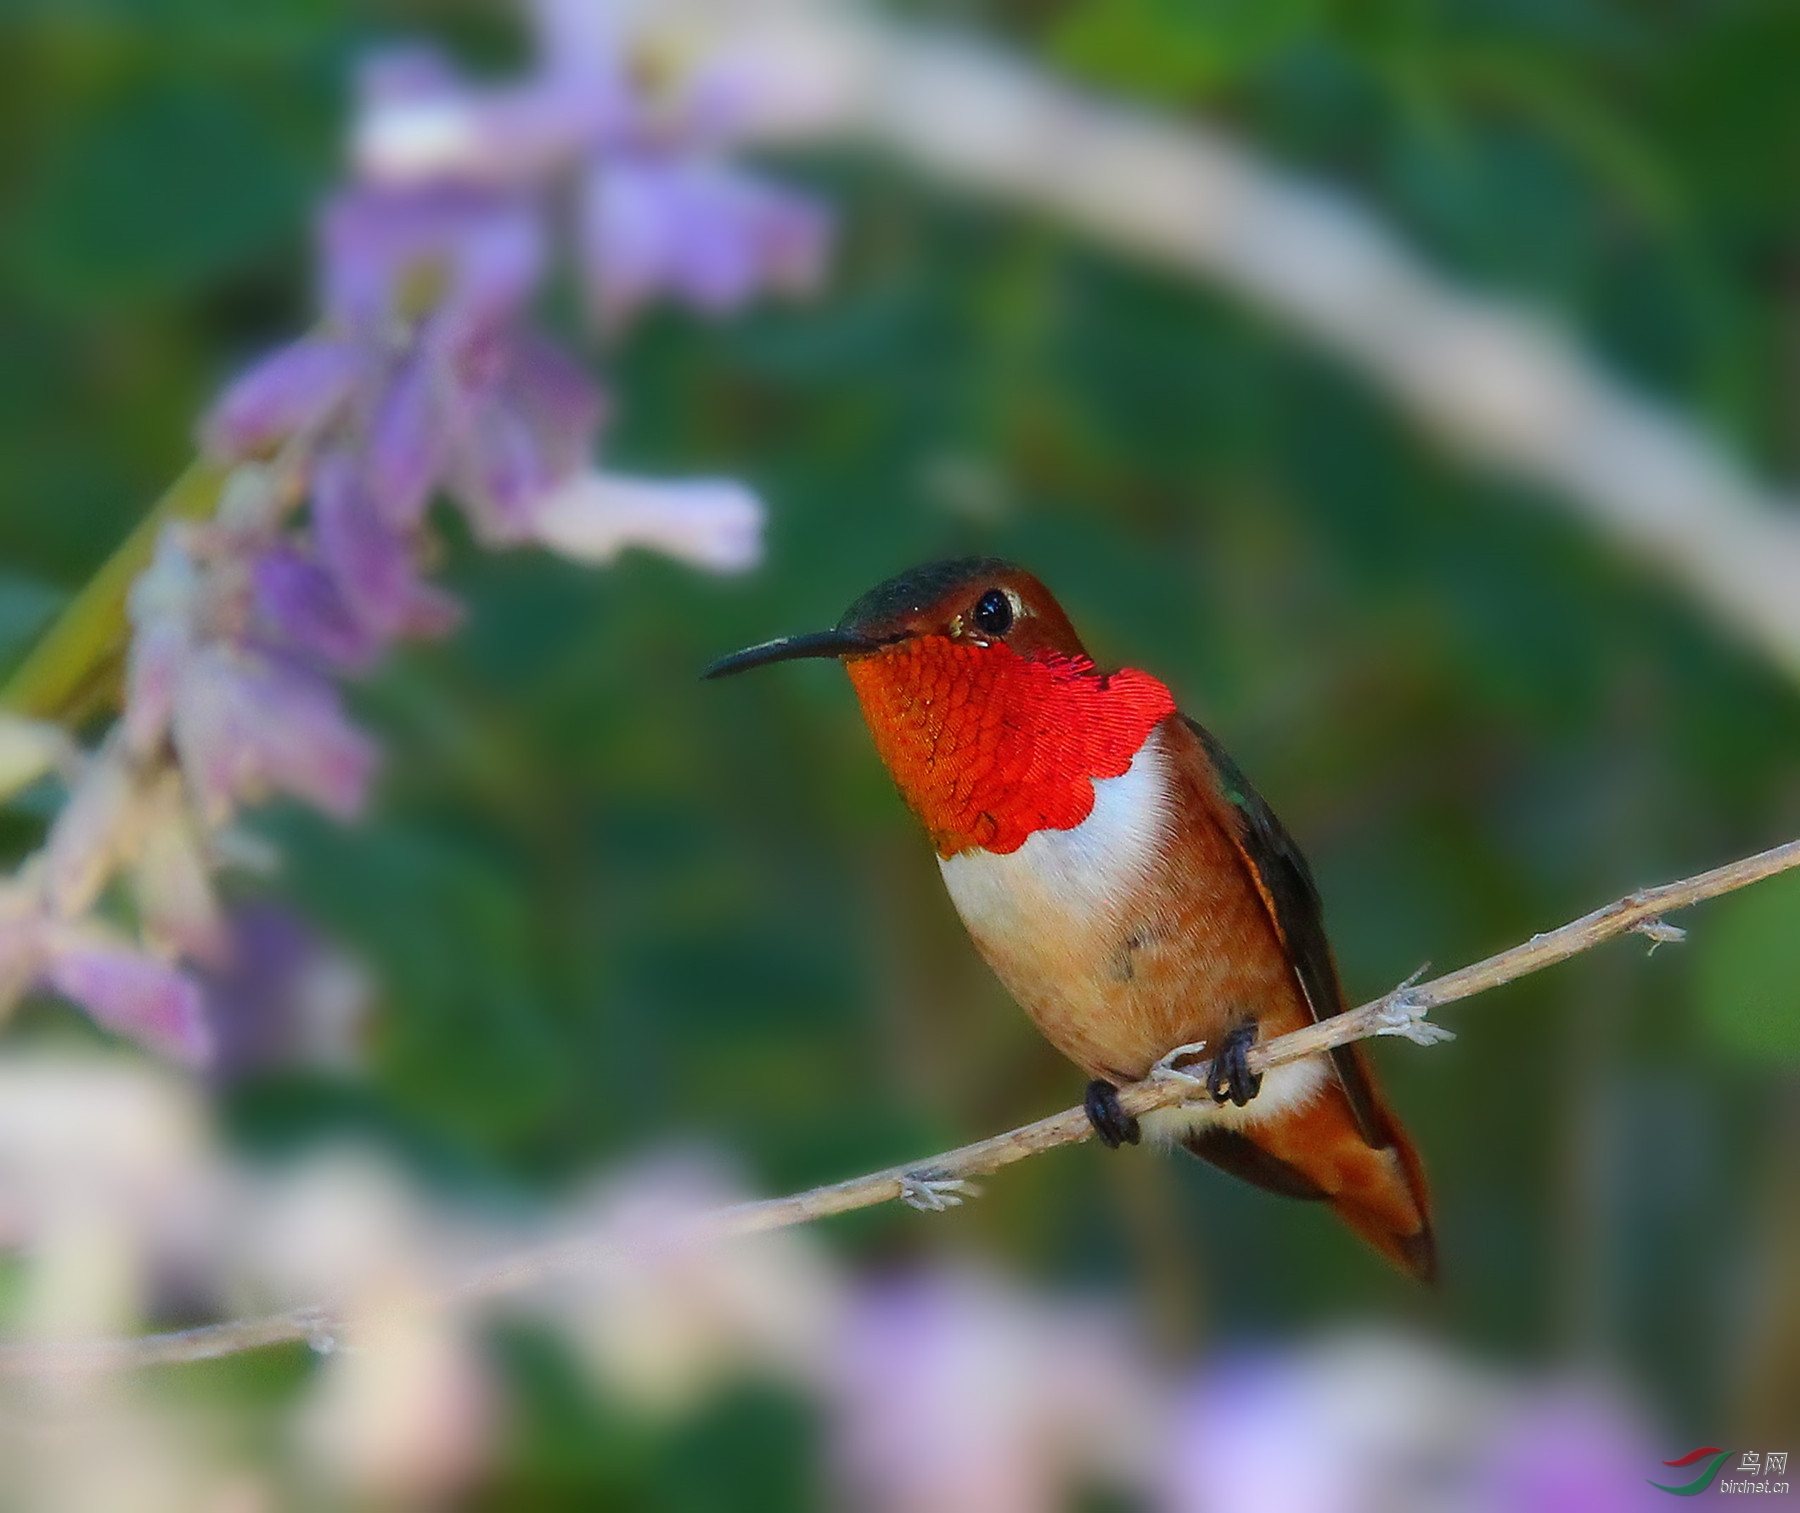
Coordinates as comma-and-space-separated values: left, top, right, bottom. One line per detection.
706, 558, 1176, 856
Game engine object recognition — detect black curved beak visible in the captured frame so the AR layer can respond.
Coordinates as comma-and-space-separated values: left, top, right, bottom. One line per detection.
702, 628, 879, 680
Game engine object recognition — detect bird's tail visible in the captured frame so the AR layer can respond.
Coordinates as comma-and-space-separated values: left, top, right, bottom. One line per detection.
1180, 1047, 1436, 1283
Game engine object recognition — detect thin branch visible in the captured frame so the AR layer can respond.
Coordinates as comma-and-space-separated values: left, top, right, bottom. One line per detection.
5, 835, 1796, 1375
603, 4, 1800, 681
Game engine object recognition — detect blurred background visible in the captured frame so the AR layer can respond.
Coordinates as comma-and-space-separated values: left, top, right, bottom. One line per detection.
1, 0, 1798, 1507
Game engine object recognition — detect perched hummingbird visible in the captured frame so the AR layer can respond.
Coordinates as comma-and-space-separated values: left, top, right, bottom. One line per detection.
706, 558, 1434, 1281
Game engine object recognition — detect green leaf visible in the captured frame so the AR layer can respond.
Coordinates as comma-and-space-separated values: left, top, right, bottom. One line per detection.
1694, 865, 1800, 1063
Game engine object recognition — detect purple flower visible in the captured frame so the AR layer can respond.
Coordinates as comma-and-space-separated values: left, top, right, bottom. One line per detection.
1480, 1388, 1661, 1513
199, 903, 370, 1080
253, 547, 384, 671
309, 184, 607, 544
354, 37, 630, 189
348, 9, 833, 331
43, 928, 213, 1065
533, 471, 763, 573
828, 1268, 1154, 1513
172, 644, 379, 825
1161, 1350, 1350, 1513
362, 351, 446, 531
320, 185, 544, 353
539, 1158, 845, 1415
1158, 1334, 1662, 1513
202, 336, 367, 460
310, 450, 462, 642
4, 0, 829, 1075
0, 895, 211, 1065
578, 157, 830, 327
126, 529, 380, 823
441, 333, 606, 543
207, 13, 824, 578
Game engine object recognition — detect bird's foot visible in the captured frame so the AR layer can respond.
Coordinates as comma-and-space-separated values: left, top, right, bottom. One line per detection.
899, 1172, 982, 1212
1208, 1022, 1263, 1108
1150, 1039, 1211, 1087
1373, 990, 1457, 1047
1083, 1079, 1141, 1149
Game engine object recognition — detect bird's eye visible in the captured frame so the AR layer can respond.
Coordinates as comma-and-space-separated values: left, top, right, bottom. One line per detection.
971, 588, 1013, 637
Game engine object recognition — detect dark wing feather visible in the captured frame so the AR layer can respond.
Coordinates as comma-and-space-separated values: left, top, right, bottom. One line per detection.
1181, 717, 1389, 1150
1181, 1125, 1329, 1201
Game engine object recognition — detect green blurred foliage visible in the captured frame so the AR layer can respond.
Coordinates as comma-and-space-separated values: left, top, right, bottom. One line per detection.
1697, 867, 1800, 1065
3, 0, 1800, 1498
1052, 0, 1321, 96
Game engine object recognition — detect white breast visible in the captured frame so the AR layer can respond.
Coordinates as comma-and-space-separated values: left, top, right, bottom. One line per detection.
937, 723, 1332, 1130
937, 727, 1174, 949
934, 728, 1180, 1085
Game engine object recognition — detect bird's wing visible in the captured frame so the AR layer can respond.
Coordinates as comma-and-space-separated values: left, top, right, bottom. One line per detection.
1179, 716, 1388, 1149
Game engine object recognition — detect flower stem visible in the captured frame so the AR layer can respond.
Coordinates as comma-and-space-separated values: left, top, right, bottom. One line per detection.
1, 459, 228, 724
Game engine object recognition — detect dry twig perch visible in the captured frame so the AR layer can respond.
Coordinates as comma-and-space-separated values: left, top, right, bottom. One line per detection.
5, 836, 1795, 1374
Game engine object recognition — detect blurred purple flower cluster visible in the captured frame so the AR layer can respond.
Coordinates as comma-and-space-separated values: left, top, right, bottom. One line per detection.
0, 997, 1671, 1511
0, 0, 828, 1064
0, 1064, 1666, 1511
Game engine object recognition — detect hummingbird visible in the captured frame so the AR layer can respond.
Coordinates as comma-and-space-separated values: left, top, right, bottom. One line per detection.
706, 558, 1434, 1281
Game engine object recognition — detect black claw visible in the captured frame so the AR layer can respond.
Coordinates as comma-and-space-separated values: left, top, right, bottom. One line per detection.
1208, 1023, 1264, 1108
1084, 1079, 1141, 1149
